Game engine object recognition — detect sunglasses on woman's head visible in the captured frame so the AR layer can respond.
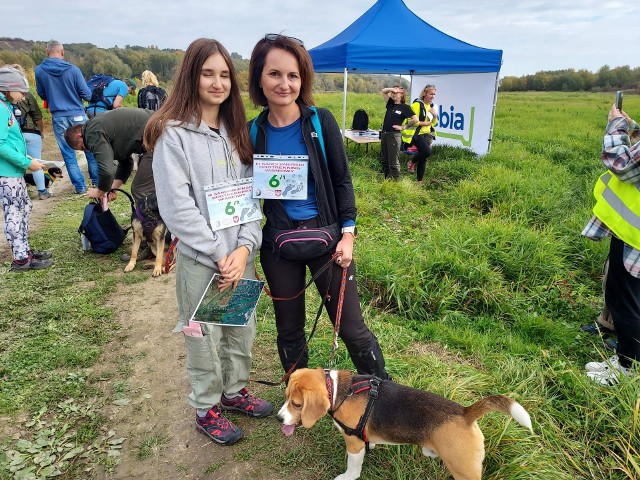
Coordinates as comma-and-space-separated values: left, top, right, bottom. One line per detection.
263, 34, 304, 46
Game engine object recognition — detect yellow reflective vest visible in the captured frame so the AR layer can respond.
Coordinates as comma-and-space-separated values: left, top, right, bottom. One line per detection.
401, 100, 437, 145
593, 171, 640, 250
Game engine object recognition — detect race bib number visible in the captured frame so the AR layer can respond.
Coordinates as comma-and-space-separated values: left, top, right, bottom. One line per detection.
204, 178, 262, 231
252, 154, 308, 200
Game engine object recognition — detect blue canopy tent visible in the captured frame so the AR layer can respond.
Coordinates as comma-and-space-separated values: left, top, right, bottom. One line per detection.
308, 0, 503, 151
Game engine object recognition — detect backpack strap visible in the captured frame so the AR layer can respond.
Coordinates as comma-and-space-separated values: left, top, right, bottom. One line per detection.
249, 107, 326, 161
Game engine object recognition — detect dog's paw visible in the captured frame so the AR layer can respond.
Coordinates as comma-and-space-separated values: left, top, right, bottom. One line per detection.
334, 474, 359, 480
124, 261, 136, 273
152, 266, 163, 277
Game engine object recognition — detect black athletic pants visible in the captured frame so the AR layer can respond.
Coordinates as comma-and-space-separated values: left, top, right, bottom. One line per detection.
605, 236, 640, 368
410, 134, 433, 181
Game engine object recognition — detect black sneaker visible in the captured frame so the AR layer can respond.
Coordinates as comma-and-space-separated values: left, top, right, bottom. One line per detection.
29, 249, 53, 260
195, 406, 243, 445
120, 246, 153, 263
11, 258, 53, 272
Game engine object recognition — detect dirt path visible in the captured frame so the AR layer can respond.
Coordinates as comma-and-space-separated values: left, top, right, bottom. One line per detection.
14, 136, 286, 480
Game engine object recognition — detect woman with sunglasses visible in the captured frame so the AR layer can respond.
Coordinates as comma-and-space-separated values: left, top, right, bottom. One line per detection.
402, 84, 438, 183
145, 38, 272, 447
248, 34, 391, 380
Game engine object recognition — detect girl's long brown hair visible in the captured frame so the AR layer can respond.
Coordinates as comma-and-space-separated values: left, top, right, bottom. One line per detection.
143, 38, 253, 164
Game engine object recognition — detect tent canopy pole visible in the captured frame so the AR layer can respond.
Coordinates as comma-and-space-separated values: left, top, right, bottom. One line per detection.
341, 68, 348, 135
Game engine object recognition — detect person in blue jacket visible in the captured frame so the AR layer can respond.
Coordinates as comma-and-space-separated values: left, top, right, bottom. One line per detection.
35, 40, 98, 194
85, 78, 136, 117
0, 67, 53, 271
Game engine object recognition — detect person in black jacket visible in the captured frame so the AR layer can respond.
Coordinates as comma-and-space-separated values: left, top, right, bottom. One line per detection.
137, 70, 167, 111
248, 34, 390, 379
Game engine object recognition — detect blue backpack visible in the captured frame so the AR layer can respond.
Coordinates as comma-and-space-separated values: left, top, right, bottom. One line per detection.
78, 189, 134, 254
249, 106, 326, 161
86, 74, 115, 112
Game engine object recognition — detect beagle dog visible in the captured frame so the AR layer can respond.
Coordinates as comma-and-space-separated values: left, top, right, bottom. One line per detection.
277, 368, 533, 480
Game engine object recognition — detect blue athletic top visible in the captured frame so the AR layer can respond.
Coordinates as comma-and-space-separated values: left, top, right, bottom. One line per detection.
266, 118, 319, 221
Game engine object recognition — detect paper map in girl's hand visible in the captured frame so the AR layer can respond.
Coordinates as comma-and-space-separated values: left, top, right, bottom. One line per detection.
190, 274, 265, 326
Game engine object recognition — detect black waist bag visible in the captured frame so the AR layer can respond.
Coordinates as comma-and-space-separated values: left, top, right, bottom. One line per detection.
78, 189, 134, 254
265, 222, 341, 261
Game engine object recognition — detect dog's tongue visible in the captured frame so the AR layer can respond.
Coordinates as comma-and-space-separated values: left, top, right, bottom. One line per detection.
282, 424, 296, 436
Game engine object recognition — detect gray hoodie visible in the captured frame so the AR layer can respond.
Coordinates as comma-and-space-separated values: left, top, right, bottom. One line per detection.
152, 119, 261, 269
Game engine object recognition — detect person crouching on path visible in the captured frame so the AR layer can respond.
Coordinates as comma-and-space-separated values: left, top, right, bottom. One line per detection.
0, 67, 53, 272
144, 38, 272, 446
248, 34, 391, 379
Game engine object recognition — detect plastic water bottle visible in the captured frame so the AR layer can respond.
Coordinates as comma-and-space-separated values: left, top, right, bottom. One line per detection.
81, 234, 91, 252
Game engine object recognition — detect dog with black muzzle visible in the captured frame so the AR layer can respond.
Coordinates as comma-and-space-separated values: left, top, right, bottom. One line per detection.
278, 368, 533, 480
124, 194, 167, 277
24, 166, 64, 192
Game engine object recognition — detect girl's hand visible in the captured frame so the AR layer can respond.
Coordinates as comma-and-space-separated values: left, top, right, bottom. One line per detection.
217, 246, 249, 291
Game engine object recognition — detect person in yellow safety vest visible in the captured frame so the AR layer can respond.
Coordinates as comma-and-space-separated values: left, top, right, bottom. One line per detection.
401, 84, 438, 184
582, 102, 640, 385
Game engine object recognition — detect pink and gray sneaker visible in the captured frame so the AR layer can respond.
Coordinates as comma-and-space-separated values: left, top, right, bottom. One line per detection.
221, 388, 273, 418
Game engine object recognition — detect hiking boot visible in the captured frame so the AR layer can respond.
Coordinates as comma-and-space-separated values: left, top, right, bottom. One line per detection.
580, 323, 615, 336
195, 406, 243, 446
221, 388, 273, 418
585, 355, 620, 372
38, 190, 52, 200
11, 257, 53, 272
120, 245, 153, 263
29, 249, 53, 260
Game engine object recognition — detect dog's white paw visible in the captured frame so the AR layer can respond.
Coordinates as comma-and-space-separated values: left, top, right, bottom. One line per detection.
334, 474, 359, 480
152, 266, 163, 277
124, 261, 136, 273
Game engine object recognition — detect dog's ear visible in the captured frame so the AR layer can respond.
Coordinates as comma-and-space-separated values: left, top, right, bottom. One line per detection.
301, 387, 330, 429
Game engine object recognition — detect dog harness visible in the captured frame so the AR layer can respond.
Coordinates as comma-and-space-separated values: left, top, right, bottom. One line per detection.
135, 204, 162, 242
325, 369, 382, 453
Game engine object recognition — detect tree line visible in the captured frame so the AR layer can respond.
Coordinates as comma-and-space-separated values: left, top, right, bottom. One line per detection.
0, 37, 407, 93
500, 65, 640, 92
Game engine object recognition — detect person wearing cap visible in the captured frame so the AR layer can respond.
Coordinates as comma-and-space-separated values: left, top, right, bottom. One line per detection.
35, 39, 98, 194
0, 67, 54, 271
85, 77, 136, 118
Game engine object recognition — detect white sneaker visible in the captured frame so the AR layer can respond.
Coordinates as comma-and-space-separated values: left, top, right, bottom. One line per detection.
586, 367, 629, 385
585, 355, 619, 372
585, 357, 629, 385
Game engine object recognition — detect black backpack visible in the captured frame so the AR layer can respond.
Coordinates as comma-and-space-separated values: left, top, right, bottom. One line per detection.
139, 86, 166, 111
78, 189, 134, 254
86, 74, 115, 112
351, 109, 369, 131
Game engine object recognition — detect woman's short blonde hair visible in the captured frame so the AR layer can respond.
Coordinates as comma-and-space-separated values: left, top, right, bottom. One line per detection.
141, 70, 159, 87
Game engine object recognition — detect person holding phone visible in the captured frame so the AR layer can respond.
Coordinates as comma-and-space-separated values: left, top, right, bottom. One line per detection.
582, 100, 640, 385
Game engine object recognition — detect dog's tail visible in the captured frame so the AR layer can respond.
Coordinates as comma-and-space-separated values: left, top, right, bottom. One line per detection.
464, 395, 533, 433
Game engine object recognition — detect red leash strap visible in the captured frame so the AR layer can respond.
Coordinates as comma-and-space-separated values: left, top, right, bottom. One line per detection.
329, 266, 348, 368
163, 236, 179, 274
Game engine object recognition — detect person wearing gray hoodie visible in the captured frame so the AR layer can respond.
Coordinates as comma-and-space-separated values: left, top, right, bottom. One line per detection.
145, 38, 271, 447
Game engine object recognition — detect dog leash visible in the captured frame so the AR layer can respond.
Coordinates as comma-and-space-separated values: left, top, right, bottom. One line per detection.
251, 254, 347, 386
164, 236, 179, 274
329, 266, 348, 369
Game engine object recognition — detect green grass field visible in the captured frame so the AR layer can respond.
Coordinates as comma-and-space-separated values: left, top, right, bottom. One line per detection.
0, 91, 638, 479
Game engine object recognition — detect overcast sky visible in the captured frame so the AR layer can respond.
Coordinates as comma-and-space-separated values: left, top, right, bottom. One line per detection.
5, 0, 638, 77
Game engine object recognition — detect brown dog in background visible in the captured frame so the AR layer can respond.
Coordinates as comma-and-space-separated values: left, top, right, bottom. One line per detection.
277, 368, 533, 480
124, 194, 167, 277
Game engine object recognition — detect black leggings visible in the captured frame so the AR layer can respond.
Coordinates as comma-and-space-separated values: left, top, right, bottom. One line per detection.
605, 236, 640, 368
260, 247, 374, 353
410, 134, 433, 181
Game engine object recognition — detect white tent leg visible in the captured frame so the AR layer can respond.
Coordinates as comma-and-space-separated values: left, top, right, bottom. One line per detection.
487, 72, 500, 154
341, 68, 348, 135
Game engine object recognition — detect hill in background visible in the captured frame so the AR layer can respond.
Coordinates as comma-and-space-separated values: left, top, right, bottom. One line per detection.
0, 37, 408, 93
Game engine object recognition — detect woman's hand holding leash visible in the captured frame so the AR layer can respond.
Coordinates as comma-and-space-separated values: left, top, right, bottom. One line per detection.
335, 234, 354, 268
